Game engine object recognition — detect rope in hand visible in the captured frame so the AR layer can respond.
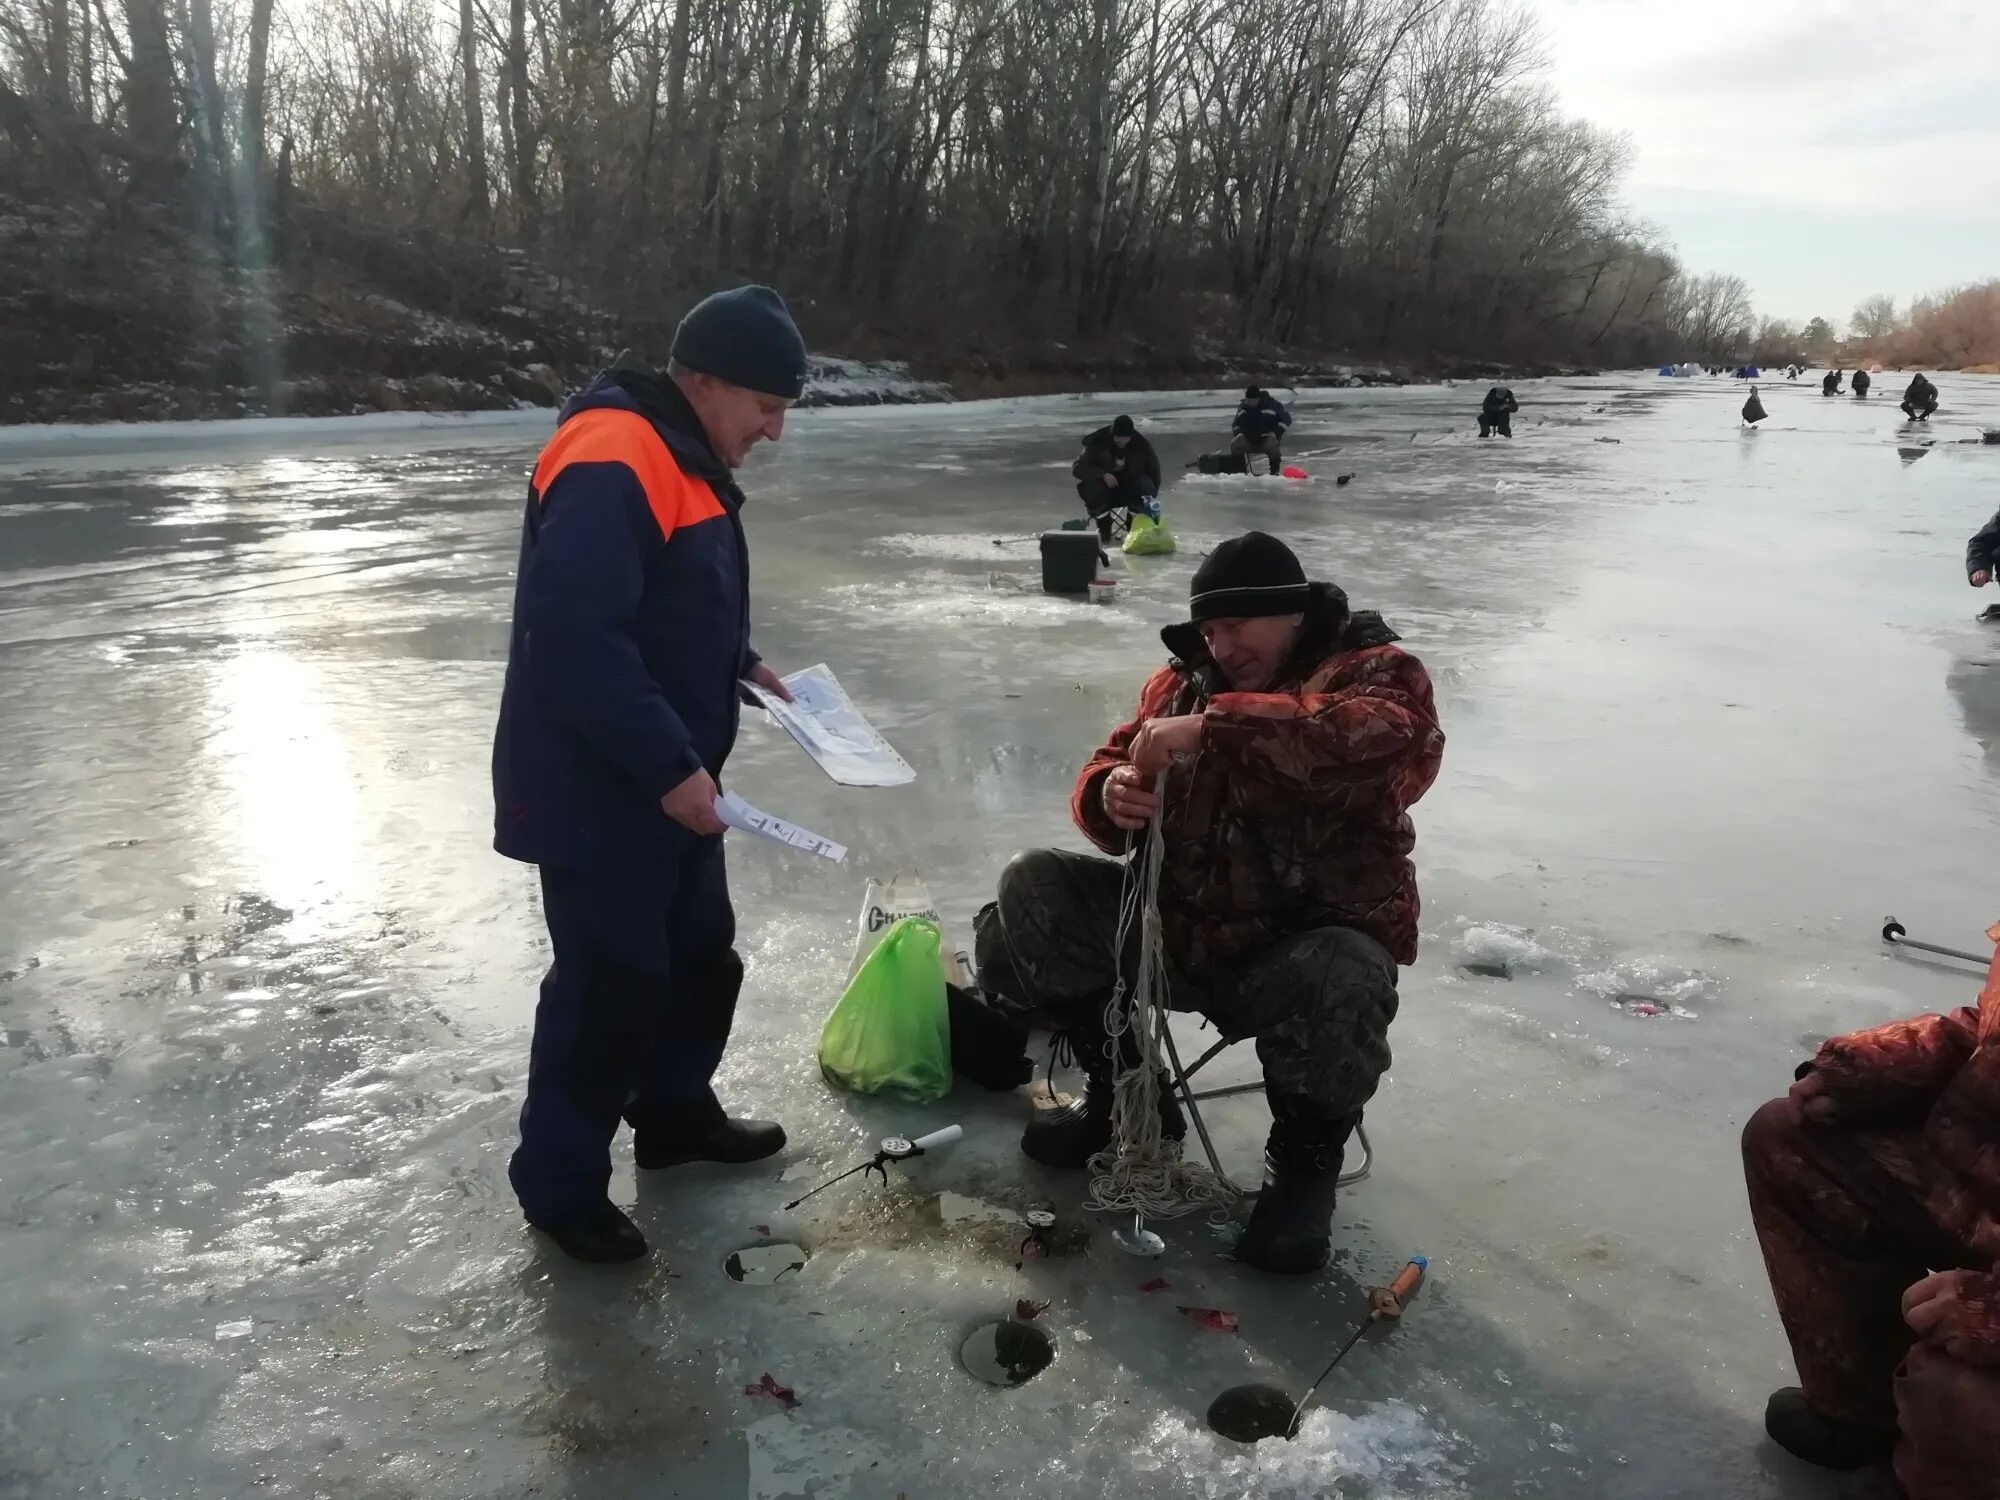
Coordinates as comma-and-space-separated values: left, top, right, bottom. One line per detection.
1084, 768, 1238, 1220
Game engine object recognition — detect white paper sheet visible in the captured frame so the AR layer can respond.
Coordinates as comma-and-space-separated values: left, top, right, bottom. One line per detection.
747, 663, 915, 788
715, 791, 848, 864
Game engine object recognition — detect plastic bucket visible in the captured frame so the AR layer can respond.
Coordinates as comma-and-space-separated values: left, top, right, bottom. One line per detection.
1087, 577, 1118, 605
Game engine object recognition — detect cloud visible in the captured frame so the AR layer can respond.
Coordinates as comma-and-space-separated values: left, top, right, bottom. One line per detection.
1536, 0, 2000, 305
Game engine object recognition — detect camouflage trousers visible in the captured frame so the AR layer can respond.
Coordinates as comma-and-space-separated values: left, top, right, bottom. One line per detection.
1742, 1099, 2000, 1500
973, 848, 1399, 1121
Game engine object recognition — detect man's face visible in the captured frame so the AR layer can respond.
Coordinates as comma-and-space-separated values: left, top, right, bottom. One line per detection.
1199, 613, 1304, 691
684, 374, 792, 468
1112, 433, 1131, 449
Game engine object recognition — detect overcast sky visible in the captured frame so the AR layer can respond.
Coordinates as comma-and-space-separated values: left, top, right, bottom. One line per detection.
1537, 0, 2000, 329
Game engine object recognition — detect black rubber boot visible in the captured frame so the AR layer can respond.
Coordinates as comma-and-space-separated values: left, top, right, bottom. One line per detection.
528, 1199, 648, 1264
1233, 1106, 1357, 1275
1763, 1388, 1896, 1471
1020, 1022, 1184, 1169
634, 1092, 786, 1169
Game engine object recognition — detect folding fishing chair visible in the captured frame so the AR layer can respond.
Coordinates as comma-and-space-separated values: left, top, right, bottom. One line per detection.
1158, 1024, 1373, 1193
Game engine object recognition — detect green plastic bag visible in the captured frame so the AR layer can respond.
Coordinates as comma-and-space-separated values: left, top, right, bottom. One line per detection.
818, 917, 952, 1101
1123, 511, 1177, 555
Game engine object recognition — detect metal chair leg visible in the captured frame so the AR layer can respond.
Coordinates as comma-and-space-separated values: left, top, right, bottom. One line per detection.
1163, 1026, 1375, 1189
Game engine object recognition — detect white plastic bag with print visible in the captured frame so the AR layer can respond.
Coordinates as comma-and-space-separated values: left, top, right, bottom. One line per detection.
853, 870, 975, 987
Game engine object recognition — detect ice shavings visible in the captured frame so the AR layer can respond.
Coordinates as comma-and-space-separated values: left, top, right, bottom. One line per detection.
1452, 919, 1568, 979
1114, 1405, 1466, 1498
1577, 958, 1713, 1019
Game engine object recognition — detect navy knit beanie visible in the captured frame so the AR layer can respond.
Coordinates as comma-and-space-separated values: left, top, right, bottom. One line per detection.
670, 285, 810, 401
1188, 531, 1311, 621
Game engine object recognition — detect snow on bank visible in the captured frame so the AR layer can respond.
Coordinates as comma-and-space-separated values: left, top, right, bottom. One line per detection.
802, 355, 953, 407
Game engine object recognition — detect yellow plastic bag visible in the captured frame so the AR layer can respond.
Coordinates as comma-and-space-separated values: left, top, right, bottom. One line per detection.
1123, 512, 1177, 555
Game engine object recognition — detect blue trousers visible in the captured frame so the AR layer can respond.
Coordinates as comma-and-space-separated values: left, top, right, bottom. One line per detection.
509, 840, 738, 1221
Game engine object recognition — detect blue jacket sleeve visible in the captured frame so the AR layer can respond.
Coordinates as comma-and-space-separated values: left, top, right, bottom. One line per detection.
518, 462, 705, 798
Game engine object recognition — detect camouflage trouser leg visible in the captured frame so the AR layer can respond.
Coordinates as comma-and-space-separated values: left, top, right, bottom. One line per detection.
976, 849, 1399, 1119
1741, 1097, 2000, 1497
973, 848, 1132, 1025
1208, 925, 1399, 1121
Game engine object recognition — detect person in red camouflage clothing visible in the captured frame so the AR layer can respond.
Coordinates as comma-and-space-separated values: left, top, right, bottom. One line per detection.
973, 532, 1444, 1274
1742, 923, 2000, 1498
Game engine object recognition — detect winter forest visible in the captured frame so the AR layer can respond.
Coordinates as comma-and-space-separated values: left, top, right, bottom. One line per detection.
0, 0, 1945, 417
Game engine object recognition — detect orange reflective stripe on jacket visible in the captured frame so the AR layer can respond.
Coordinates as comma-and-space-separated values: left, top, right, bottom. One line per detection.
530, 406, 724, 538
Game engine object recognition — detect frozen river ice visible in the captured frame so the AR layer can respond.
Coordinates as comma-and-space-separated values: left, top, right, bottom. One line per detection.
2, 373, 1998, 1498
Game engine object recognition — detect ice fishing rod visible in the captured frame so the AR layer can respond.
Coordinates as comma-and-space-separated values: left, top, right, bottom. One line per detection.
1882, 917, 1992, 968
1290, 1256, 1427, 1429
1206, 1255, 1428, 1443
781, 1125, 964, 1211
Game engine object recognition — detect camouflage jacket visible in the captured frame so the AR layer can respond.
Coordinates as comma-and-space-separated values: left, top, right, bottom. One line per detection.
1071, 585, 1444, 975
1807, 922, 2000, 1356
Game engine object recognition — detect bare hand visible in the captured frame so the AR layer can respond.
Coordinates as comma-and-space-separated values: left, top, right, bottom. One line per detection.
1129, 714, 1204, 774
1101, 764, 1160, 830
1903, 1269, 1982, 1358
1973, 570, 1992, 587
661, 767, 726, 836
1787, 1070, 1838, 1125
744, 661, 794, 702
1102, 472, 1119, 488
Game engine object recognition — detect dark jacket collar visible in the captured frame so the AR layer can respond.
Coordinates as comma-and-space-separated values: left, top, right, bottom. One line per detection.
1160, 582, 1400, 695
561, 356, 738, 495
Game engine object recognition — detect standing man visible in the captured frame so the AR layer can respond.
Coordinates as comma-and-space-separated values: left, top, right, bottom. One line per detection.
1230, 386, 1293, 474
1073, 414, 1162, 543
492, 286, 809, 1263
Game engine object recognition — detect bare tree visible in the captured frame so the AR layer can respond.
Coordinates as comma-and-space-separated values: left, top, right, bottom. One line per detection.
458, 0, 489, 222
0, 0, 1763, 382
1849, 293, 1900, 343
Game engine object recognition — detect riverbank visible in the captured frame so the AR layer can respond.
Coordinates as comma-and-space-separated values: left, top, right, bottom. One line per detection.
2, 187, 1589, 425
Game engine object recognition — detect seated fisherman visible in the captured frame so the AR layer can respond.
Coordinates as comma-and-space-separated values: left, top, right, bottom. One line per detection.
1854, 369, 1873, 398
1230, 386, 1293, 474
1073, 414, 1161, 543
1824, 369, 1845, 396
974, 532, 1444, 1275
1741, 929, 2000, 1497
1903, 374, 1940, 421
1479, 385, 1520, 437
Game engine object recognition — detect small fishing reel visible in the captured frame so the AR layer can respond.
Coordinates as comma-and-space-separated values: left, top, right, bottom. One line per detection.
1019, 1208, 1058, 1261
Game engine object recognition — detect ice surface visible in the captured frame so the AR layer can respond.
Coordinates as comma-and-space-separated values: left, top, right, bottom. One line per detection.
4, 374, 2000, 1497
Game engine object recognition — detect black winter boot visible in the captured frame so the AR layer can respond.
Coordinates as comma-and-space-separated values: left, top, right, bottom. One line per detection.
1020, 1022, 1184, 1169
1233, 1106, 1356, 1275
1763, 1388, 1895, 1471
527, 1199, 648, 1264
634, 1089, 786, 1169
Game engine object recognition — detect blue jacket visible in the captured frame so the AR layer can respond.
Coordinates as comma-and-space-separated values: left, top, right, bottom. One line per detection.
1232, 394, 1293, 442
492, 366, 756, 869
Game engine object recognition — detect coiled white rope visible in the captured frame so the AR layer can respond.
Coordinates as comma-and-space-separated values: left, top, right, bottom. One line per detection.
1084, 771, 1238, 1219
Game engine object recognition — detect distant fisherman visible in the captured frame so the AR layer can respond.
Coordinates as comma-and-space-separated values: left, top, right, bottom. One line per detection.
1822, 370, 1844, 396
1073, 415, 1162, 544
1971, 507, 2000, 620
1902, 373, 1939, 421
1478, 385, 1519, 438
1230, 386, 1293, 474
1741, 386, 1767, 426
1853, 370, 1872, 399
